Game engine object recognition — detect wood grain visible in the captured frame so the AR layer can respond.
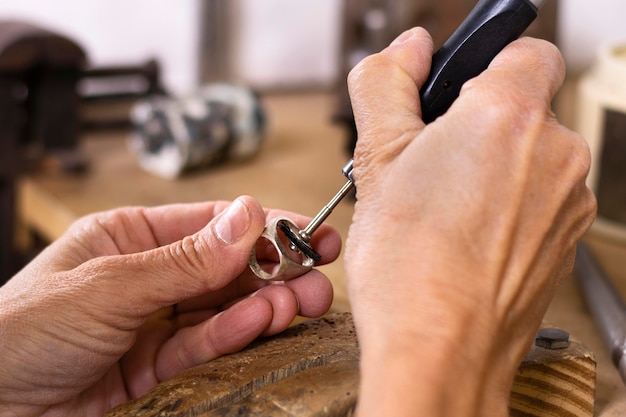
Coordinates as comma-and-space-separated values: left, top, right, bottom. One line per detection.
511, 337, 596, 417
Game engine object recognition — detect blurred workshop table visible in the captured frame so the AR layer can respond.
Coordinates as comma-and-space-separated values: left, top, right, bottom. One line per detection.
17, 92, 626, 415
18, 92, 355, 312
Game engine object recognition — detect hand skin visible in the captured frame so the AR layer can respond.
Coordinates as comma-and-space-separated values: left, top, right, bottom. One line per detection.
344, 28, 597, 417
0, 196, 341, 417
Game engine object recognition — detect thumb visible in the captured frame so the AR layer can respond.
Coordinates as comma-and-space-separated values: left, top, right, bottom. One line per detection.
80, 196, 266, 317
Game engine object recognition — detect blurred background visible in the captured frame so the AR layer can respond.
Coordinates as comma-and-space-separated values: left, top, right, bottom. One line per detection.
0, 0, 625, 298
0, 0, 623, 94
2, 1, 626, 412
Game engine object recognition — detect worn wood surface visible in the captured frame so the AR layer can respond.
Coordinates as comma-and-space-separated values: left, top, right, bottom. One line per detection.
106, 313, 359, 417
107, 313, 595, 417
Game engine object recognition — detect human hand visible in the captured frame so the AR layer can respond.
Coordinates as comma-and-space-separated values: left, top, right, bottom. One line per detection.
0, 196, 340, 417
344, 28, 596, 417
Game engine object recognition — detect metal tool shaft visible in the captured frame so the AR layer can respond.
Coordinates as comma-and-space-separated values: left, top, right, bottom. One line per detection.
574, 241, 626, 384
302, 180, 354, 238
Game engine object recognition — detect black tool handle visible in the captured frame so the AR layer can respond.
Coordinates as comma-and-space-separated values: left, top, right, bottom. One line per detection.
420, 0, 542, 123
343, 0, 545, 181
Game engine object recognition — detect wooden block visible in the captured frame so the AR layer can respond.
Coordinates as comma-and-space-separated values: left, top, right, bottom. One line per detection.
510, 333, 596, 417
107, 314, 595, 417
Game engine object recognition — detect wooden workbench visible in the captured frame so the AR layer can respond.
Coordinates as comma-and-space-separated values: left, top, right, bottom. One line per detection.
17, 92, 626, 415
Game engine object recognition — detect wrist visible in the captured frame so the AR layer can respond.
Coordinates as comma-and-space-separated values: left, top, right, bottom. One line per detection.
352, 310, 516, 417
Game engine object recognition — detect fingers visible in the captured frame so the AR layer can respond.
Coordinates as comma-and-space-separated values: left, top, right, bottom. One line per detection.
252, 285, 300, 335
155, 296, 272, 382
152, 271, 333, 383
346, 34, 566, 194
460, 37, 565, 109
348, 27, 433, 126
52, 198, 340, 265
64, 193, 341, 320
347, 27, 433, 182
175, 271, 334, 329
167, 231, 339, 316
65, 196, 267, 320
447, 37, 565, 145
120, 309, 176, 398
250, 271, 334, 332
284, 270, 334, 318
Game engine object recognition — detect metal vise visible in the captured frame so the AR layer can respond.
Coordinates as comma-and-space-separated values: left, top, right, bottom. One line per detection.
0, 20, 165, 282
0, 20, 87, 281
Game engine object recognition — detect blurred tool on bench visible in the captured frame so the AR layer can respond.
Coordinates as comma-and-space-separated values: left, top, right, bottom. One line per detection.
128, 83, 265, 180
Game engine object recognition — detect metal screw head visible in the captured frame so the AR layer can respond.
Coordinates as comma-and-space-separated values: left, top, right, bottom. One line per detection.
535, 328, 570, 350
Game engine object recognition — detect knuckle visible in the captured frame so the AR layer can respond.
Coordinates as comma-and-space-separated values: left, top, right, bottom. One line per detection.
559, 128, 593, 183
164, 233, 232, 292
167, 235, 209, 277
525, 38, 564, 72
573, 135, 593, 178
347, 53, 380, 88
347, 51, 398, 91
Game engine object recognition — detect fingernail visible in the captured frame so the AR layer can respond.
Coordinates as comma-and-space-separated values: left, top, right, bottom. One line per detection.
390, 29, 416, 46
214, 199, 250, 244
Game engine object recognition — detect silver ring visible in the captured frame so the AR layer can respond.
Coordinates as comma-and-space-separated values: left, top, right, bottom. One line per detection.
249, 217, 315, 281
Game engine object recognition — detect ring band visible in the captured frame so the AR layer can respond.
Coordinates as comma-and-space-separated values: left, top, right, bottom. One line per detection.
249, 217, 315, 281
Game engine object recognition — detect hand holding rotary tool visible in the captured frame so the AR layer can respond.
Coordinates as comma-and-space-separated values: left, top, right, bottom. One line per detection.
249, 0, 549, 281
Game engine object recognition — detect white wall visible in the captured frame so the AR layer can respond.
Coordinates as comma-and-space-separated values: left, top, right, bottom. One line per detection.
232, 0, 343, 89
1, 1, 625, 93
0, 0, 342, 93
558, 0, 626, 72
